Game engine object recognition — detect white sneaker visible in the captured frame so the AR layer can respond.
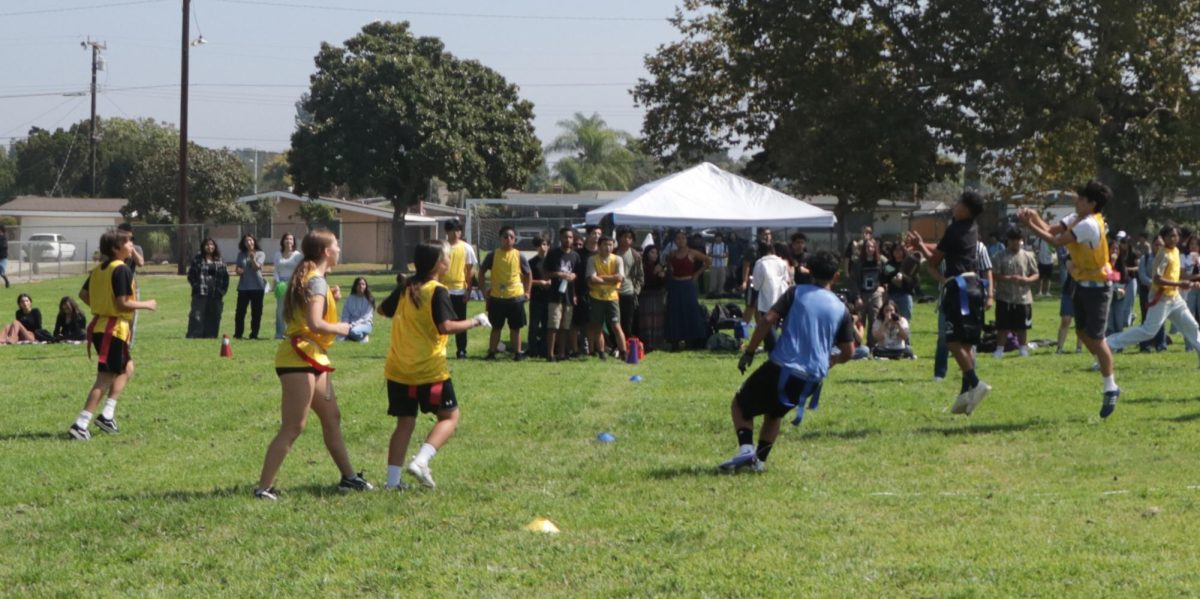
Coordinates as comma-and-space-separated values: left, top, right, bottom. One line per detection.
1018, 347, 1030, 357
718, 447, 758, 472
992, 348, 1005, 359
950, 391, 970, 414
407, 460, 436, 488
965, 382, 991, 416
933, 376, 945, 383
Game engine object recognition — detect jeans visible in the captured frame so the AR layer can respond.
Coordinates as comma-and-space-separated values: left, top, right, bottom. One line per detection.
345, 323, 373, 342
1107, 278, 1137, 336
234, 289, 264, 339
888, 292, 914, 320
187, 294, 224, 338
708, 266, 726, 296
273, 281, 287, 339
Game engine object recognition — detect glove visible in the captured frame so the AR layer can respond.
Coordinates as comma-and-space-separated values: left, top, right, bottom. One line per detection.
473, 313, 492, 328
737, 351, 755, 374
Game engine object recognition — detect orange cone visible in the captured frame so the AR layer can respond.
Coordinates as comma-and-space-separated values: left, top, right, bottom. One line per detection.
220, 334, 233, 358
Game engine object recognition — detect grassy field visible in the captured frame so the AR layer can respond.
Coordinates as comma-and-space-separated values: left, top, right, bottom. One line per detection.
2, 273, 1199, 597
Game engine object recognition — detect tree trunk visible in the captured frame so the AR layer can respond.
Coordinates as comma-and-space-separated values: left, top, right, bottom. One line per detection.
1097, 162, 1144, 236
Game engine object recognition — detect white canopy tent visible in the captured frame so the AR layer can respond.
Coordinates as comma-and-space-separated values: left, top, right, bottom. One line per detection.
585, 162, 836, 229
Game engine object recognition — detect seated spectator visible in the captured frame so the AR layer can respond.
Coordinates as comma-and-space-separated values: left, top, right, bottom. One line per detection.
339, 276, 375, 342
53, 296, 88, 343
871, 300, 915, 359
833, 303, 871, 360
2, 293, 51, 344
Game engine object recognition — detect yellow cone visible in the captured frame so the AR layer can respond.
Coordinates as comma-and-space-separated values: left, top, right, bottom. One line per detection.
525, 517, 560, 534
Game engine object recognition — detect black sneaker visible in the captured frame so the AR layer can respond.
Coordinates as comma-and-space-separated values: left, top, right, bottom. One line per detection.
253, 487, 279, 501
456, 350, 468, 360
337, 472, 375, 492
1100, 389, 1120, 419
597, 351, 607, 362
67, 424, 91, 441
513, 352, 526, 362
484, 352, 497, 361
94, 415, 119, 434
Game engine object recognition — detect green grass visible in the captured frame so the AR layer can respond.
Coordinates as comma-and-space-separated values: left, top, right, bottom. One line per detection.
2, 274, 1199, 597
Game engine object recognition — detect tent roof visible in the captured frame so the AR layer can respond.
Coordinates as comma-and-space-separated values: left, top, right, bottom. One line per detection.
585, 163, 836, 229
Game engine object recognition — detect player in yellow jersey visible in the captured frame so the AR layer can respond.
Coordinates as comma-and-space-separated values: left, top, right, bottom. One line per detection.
254, 230, 374, 500
439, 219, 478, 359
1106, 225, 1200, 366
586, 235, 627, 360
478, 225, 532, 361
67, 229, 157, 441
379, 240, 491, 489
1020, 181, 1120, 417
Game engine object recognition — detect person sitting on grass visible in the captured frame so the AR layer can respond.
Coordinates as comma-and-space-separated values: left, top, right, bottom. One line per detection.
379, 240, 491, 490
339, 276, 375, 343
53, 295, 87, 343
718, 250, 855, 473
2, 293, 51, 344
871, 300, 914, 360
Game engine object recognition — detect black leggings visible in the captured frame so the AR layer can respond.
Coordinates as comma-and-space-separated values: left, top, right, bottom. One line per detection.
235, 289, 264, 339
450, 293, 468, 354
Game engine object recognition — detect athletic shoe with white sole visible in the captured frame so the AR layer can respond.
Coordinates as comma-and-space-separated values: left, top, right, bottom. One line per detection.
992, 348, 1005, 359
407, 461, 436, 488
718, 449, 759, 472
67, 424, 91, 441
253, 487, 279, 501
337, 472, 375, 492
94, 415, 119, 434
949, 391, 970, 414
385, 480, 411, 492
964, 382, 991, 416
1100, 389, 1120, 419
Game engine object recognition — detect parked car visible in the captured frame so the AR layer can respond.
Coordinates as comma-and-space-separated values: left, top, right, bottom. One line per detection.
20, 233, 77, 261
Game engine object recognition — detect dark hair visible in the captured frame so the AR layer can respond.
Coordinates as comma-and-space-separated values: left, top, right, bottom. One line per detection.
960, 191, 984, 219
532, 236, 547, 247
99, 229, 133, 260
238, 234, 258, 253
59, 295, 82, 319
401, 240, 449, 308
599, 235, 614, 244
444, 219, 462, 232
791, 232, 807, 243
498, 225, 516, 237
279, 232, 296, 252
876, 299, 898, 323
643, 244, 660, 263
1076, 180, 1112, 212
200, 237, 221, 261
616, 226, 634, 240
1005, 227, 1023, 240
351, 276, 375, 306
585, 225, 601, 234
773, 242, 790, 261
808, 250, 839, 282
558, 226, 575, 237
117, 222, 135, 241
283, 229, 338, 322
1159, 224, 1180, 239
17, 293, 31, 308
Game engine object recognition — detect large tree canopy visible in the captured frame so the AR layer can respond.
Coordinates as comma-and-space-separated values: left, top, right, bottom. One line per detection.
124, 143, 251, 224
288, 21, 542, 267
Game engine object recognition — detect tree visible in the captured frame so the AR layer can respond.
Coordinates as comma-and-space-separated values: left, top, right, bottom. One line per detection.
296, 200, 337, 228
124, 144, 251, 224
0, 145, 15, 202
258, 154, 291, 192
95, 118, 177, 198
547, 113, 638, 191
288, 21, 542, 269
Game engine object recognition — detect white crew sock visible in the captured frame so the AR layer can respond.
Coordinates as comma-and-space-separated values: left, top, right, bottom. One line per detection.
386, 465, 404, 488
1103, 374, 1118, 393
75, 410, 93, 430
413, 443, 437, 466
101, 399, 117, 420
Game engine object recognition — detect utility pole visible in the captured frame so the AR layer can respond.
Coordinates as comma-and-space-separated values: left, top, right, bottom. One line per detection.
82, 38, 106, 197
177, 0, 190, 275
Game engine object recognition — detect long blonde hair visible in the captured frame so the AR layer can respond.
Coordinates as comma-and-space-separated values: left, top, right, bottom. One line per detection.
284, 229, 338, 322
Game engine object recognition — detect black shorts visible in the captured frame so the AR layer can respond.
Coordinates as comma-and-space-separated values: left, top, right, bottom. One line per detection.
387, 379, 459, 417
589, 298, 620, 325
1037, 264, 1054, 280
735, 361, 823, 419
91, 333, 130, 374
275, 367, 324, 377
488, 297, 527, 329
939, 277, 984, 345
1072, 284, 1112, 340
994, 300, 1033, 331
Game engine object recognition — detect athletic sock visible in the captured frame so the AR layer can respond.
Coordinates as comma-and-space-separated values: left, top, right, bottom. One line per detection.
75, 410, 93, 430
736, 427, 753, 448
386, 465, 404, 488
101, 399, 117, 420
414, 443, 437, 466
755, 440, 774, 463
1103, 374, 1118, 393
963, 369, 980, 392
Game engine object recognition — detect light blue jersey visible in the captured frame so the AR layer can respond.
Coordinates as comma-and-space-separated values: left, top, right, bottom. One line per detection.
769, 285, 853, 381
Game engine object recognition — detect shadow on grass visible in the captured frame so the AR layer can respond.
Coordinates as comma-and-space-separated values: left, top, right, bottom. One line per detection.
836, 377, 909, 385
644, 465, 723, 480
796, 428, 880, 441
0, 431, 63, 442
110, 483, 350, 503
1129, 396, 1200, 405
913, 419, 1045, 437
1163, 412, 1200, 423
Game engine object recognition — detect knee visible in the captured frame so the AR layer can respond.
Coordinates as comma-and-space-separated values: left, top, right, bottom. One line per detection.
277, 422, 306, 442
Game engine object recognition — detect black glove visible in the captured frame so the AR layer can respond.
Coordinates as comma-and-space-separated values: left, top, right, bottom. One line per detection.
738, 351, 755, 374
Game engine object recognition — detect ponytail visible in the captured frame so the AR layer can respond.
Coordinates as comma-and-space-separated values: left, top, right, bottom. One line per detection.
380, 241, 448, 316
282, 229, 338, 323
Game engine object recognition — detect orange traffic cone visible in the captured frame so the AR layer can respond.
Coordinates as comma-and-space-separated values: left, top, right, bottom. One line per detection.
220, 334, 233, 358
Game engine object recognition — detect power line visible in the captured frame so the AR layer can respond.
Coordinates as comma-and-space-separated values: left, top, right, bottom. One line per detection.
213, 0, 669, 23
0, 0, 168, 17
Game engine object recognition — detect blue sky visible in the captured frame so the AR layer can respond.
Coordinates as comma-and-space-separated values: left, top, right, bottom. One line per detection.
0, 0, 683, 159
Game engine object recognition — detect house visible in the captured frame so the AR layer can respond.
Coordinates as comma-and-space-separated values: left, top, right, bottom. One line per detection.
208, 192, 438, 265
0, 196, 127, 249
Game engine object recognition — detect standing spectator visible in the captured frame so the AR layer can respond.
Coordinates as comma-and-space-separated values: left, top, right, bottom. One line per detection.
854, 239, 886, 343
187, 238, 229, 339
339, 277, 375, 342
273, 233, 302, 339
751, 242, 793, 352
438, 220, 478, 359
871, 300, 914, 359
615, 227, 643, 342
707, 232, 729, 297
740, 228, 773, 323
1183, 234, 1200, 350
543, 228, 581, 361
1036, 237, 1056, 297
53, 295, 87, 343
991, 228, 1039, 358
1136, 235, 1168, 352
1107, 235, 1138, 336
639, 245, 668, 352
526, 237, 552, 358
882, 243, 918, 320
727, 232, 745, 293
586, 235, 627, 360
790, 233, 812, 285
666, 230, 712, 350
0, 227, 9, 288
842, 225, 874, 284
986, 232, 1004, 259
234, 234, 267, 339
479, 225, 532, 361
573, 226, 601, 356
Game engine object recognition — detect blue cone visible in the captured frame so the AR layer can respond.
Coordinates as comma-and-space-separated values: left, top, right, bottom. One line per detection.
629, 374, 643, 382
597, 432, 616, 443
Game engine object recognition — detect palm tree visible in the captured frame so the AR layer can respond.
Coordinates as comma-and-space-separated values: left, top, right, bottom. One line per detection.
547, 113, 637, 191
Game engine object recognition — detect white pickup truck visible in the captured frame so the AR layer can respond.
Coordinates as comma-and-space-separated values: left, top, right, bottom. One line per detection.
21, 233, 78, 261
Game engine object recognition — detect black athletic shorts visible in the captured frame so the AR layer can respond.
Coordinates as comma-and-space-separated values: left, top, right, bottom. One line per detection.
994, 300, 1033, 331
488, 297, 527, 329
91, 332, 130, 374
1072, 284, 1112, 341
275, 366, 324, 377
1037, 263, 1054, 280
387, 379, 459, 417
939, 276, 985, 345
735, 361, 823, 419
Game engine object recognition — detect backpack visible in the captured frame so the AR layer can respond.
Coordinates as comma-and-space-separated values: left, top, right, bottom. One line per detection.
706, 332, 741, 352
709, 303, 744, 331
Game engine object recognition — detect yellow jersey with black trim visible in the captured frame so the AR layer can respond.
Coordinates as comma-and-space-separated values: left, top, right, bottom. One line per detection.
589, 253, 621, 302
1065, 213, 1111, 283
1152, 247, 1181, 299
489, 248, 525, 299
385, 279, 450, 386
86, 259, 136, 342
274, 270, 338, 370
440, 241, 471, 292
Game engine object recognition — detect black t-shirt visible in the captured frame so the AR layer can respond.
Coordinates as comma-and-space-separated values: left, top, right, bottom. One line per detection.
81, 263, 135, 298
543, 247, 582, 302
16, 308, 42, 332
576, 246, 593, 298
431, 286, 454, 326
936, 219, 979, 278
528, 254, 550, 303
793, 253, 813, 285
768, 285, 856, 345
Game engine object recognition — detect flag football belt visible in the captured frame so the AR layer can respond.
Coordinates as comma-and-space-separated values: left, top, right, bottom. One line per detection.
941, 272, 983, 317
290, 335, 335, 373
774, 368, 823, 426
85, 316, 119, 364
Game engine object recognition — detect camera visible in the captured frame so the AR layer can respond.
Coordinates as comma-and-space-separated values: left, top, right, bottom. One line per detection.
891, 313, 900, 322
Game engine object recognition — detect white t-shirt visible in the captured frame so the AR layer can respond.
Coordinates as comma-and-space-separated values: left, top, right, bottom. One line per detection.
273, 250, 302, 284
752, 255, 792, 312
707, 242, 727, 268
872, 316, 910, 350
1061, 213, 1102, 249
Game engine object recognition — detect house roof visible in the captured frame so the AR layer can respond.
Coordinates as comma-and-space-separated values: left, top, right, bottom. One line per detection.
238, 191, 437, 224
0, 196, 127, 217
